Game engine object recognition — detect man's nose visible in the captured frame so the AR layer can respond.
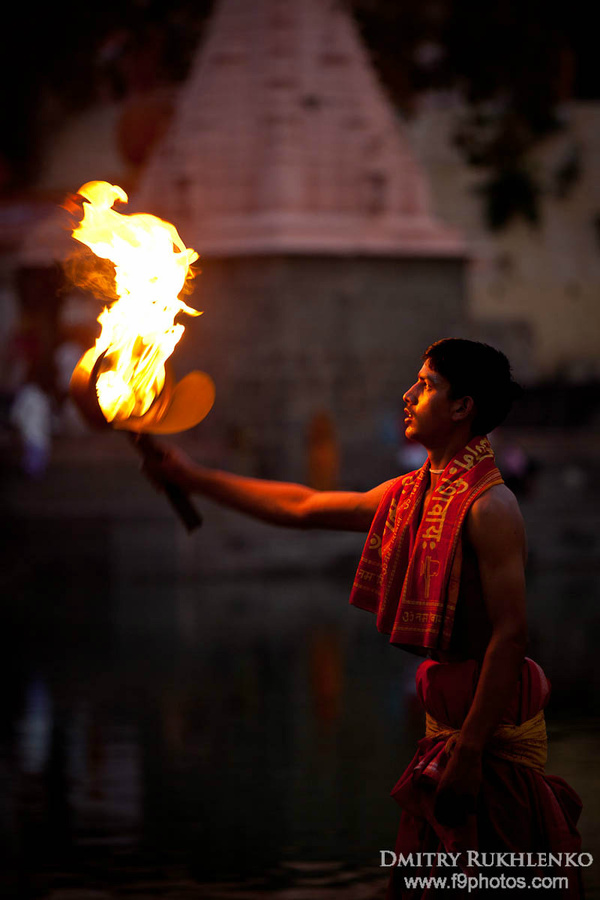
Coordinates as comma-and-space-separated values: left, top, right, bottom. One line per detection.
403, 383, 417, 405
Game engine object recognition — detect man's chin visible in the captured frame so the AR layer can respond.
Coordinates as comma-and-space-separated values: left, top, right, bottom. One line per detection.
404, 423, 420, 443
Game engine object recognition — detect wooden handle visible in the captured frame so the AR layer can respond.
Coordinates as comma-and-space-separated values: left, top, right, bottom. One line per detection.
130, 434, 203, 532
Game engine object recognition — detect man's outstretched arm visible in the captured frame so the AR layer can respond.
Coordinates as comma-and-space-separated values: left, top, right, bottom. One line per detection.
143, 442, 394, 531
435, 484, 528, 824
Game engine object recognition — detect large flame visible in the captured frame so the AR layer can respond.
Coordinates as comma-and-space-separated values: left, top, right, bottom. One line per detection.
71, 181, 200, 423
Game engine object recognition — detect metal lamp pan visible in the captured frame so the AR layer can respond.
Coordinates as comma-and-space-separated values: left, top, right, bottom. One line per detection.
69, 349, 215, 434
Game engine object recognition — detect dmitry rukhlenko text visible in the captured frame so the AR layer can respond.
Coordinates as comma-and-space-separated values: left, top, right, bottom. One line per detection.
380, 851, 593, 869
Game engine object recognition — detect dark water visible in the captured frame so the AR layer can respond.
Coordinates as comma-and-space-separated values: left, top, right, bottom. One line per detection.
0, 562, 426, 899
1, 566, 599, 899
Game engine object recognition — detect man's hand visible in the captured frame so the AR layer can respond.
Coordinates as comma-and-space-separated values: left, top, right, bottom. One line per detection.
141, 442, 198, 493
434, 742, 482, 827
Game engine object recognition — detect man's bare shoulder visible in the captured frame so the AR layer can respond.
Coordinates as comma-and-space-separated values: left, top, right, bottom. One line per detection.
359, 476, 399, 512
466, 483, 527, 560
470, 483, 523, 522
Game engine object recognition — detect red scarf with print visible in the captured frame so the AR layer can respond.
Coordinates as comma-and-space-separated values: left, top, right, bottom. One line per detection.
349, 437, 503, 652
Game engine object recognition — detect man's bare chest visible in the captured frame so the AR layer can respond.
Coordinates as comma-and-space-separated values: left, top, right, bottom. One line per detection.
418, 484, 491, 660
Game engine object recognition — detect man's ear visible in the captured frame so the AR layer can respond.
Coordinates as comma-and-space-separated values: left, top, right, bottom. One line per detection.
451, 395, 475, 423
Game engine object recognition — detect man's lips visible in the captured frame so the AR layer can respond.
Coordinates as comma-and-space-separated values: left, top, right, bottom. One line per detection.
403, 408, 413, 421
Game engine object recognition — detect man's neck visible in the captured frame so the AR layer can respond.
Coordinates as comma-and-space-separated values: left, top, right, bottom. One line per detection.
426, 430, 474, 473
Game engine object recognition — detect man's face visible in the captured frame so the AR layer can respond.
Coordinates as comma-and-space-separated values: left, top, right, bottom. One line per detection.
402, 359, 456, 446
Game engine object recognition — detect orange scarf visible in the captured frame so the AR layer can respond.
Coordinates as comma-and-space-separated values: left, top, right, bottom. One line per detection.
349, 437, 503, 652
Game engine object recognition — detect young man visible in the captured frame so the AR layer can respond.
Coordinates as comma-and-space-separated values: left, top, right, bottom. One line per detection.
145, 338, 582, 897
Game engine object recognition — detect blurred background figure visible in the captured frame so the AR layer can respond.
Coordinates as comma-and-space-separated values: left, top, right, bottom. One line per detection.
307, 410, 340, 491
9, 377, 53, 479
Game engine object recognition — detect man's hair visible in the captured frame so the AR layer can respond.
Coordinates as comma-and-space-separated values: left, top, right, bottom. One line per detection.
423, 338, 522, 435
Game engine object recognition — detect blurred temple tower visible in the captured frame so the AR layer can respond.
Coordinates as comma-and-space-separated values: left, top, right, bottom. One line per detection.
132, 0, 466, 485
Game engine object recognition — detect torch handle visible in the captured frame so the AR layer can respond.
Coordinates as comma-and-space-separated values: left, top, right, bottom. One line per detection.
131, 434, 203, 532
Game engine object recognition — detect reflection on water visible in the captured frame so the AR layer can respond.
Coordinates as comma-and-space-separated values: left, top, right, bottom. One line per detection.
0, 564, 427, 898
1, 507, 599, 897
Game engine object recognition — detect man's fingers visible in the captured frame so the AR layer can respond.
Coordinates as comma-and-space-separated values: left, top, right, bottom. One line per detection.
140, 460, 167, 492
138, 443, 194, 493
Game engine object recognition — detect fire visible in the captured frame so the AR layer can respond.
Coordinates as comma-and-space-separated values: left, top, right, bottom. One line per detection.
71, 181, 200, 424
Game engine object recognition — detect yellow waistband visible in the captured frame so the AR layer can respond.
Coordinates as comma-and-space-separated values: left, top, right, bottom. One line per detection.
425, 709, 548, 774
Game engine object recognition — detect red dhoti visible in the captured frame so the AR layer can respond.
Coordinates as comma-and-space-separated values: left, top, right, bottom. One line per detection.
386, 658, 583, 899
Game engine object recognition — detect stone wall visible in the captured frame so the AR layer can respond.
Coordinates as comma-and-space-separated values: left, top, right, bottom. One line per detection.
175, 253, 466, 487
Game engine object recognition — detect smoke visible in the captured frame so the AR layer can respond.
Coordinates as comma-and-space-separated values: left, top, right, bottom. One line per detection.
62, 245, 119, 306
